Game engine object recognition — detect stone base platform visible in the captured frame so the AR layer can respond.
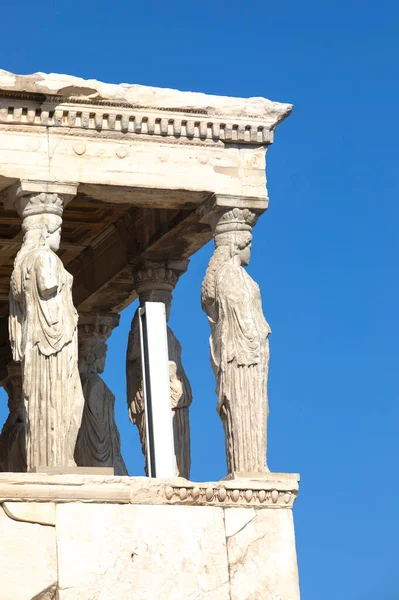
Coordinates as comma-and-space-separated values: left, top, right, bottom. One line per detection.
0, 472, 300, 600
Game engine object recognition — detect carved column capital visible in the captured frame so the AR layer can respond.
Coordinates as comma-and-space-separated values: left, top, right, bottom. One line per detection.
132, 259, 189, 307
1, 180, 78, 213
196, 193, 267, 231
78, 312, 120, 376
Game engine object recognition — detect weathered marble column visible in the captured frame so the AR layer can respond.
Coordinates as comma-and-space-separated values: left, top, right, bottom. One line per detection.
201, 207, 271, 475
126, 259, 192, 478
5, 180, 85, 470
75, 312, 128, 475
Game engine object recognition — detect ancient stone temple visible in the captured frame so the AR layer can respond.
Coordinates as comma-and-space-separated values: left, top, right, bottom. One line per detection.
0, 70, 300, 599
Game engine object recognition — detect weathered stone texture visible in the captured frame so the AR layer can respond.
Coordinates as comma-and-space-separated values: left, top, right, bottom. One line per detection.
226, 507, 300, 600
56, 503, 230, 600
0, 504, 57, 600
0, 474, 300, 599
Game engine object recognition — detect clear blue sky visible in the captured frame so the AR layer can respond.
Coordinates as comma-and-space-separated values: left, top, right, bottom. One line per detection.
1, 1, 398, 598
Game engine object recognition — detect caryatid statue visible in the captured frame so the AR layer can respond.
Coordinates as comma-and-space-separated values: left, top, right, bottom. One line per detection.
75, 313, 128, 476
126, 260, 192, 478
8, 191, 85, 470
201, 208, 271, 475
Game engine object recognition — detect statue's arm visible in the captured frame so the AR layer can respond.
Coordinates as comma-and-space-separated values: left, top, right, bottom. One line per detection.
35, 252, 59, 299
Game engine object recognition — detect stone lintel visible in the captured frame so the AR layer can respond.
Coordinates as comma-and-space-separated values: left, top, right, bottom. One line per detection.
196, 193, 269, 228
223, 471, 300, 482
1, 179, 78, 210
0, 472, 300, 508
29, 466, 114, 476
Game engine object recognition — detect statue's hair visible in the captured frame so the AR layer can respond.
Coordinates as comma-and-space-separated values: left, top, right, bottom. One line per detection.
21, 213, 62, 235
17, 214, 62, 257
202, 211, 254, 310
201, 245, 230, 309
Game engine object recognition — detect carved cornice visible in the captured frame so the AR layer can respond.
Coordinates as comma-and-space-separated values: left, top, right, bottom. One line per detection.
163, 483, 298, 508
0, 95, 276, 146
0, 473, 300, 509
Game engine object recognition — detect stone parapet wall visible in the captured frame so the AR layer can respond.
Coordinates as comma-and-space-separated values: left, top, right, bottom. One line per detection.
0, 473, 300, 600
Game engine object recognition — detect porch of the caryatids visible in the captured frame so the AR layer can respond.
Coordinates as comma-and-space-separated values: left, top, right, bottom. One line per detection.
126, 259, 192, 479
201, 206, 271, 476
6, 181, 85, 471
75, 312, 128, 475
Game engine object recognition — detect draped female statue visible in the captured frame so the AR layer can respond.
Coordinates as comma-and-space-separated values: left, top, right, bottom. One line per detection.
201, 208, 271, 474
8, 193, 84, 470
75, 313, 128, 475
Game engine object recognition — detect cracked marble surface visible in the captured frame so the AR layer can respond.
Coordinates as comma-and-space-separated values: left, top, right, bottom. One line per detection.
226, 508, 300, 600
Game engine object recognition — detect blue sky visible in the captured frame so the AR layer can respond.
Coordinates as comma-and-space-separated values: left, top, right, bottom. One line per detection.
1, 1, 399, 597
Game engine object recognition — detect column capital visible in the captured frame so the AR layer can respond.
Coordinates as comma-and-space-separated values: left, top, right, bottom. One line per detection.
78, 312, 120, 343
132, 259, 189, 296
196, 193, 268, 229
1, 179, 78, 212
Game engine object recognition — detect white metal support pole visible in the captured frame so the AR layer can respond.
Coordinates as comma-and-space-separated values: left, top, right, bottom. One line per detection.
138, 301, 176, 478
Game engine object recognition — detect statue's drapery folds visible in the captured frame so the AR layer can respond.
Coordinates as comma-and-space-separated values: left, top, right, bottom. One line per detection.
126, 260, 192, 478
8, 190, 84, 470
201, 208, 271, 474
75, 313, 127, 475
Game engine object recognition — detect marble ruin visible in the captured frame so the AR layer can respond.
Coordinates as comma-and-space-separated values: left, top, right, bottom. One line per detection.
0, 69, 300, 599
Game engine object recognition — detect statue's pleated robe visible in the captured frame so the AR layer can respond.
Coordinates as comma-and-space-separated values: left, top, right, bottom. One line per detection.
9, 248, 84, 468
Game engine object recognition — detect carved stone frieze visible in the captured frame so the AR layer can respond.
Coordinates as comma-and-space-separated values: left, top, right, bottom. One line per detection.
0, 99, 276, 145
163, 484, 297, 509
0, 69, 292, 147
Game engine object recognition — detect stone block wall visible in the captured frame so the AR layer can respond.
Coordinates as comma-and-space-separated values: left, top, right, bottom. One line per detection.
0, 473, 300, 600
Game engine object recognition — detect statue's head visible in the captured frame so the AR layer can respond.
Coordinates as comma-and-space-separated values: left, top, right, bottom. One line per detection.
214, 208, 257, 266
22, 213, 62, 252
19, 193, 64, 253
237, 231, 252, 266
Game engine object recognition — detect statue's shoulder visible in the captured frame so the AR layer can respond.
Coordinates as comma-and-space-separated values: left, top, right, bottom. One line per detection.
216, 262, 246, 296
32, 248, 58, 270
